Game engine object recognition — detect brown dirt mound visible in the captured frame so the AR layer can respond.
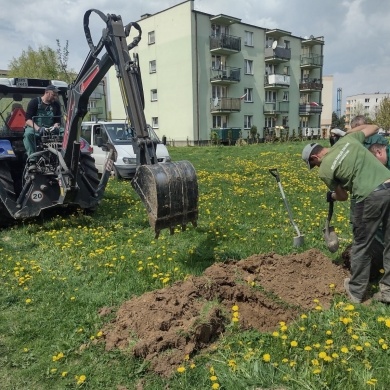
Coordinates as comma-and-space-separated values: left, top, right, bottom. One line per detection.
103, 249, 349, 377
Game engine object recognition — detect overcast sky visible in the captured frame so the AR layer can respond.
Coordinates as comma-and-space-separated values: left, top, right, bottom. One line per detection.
1, 0, 389, 112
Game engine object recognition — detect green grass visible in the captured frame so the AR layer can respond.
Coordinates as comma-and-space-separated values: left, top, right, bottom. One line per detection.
1, 141, 389, 389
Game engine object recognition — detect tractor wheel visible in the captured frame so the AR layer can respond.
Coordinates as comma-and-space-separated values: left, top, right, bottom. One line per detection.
80, 154, 100, 188
0, 161, 16, 226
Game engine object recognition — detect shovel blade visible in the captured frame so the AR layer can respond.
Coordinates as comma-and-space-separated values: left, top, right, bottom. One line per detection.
293, 235, 304, 247
323, 225, 339, 253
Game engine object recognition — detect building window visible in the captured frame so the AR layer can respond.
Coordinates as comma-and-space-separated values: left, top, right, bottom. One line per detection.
152, 117, 159, 128
244, 88, 253, 102
213, 115, 222, 128
283, 91, 289, 101
365, 98, 370, 102
148, 31, 155, 45
244, 60, 253, 75
149, 60, 156, 73
284, 40, 290, 49
88, 100, 96, 109
244, 115, 253, 129
151, 89, 158, 101
244, 31, 254, 46
283, 66, 289, 75
265, 90, 276, 102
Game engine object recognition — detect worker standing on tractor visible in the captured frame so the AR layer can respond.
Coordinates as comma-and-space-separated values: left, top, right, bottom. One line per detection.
302, 123, 390, 304
24, 85, 62, 158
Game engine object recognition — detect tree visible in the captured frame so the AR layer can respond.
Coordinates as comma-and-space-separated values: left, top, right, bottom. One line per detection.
8, 40, 76, 84
375, 97, 390, 131
331, 111, 346, 129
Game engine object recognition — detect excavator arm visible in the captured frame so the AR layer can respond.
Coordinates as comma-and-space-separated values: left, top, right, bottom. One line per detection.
62, 9, 198, 237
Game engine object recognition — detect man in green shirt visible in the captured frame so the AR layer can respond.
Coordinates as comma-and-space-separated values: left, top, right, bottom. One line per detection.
302, 124, 390, 304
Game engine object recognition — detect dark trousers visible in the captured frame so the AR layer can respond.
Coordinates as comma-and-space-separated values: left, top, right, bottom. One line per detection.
350, 187, 390, 300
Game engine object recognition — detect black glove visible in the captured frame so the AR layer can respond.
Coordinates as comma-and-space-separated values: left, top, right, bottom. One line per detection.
38, 127, 47, 137
326, 191, 335, 202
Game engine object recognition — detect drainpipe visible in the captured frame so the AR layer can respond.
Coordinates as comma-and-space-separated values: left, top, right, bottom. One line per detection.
195, 12, 200, 145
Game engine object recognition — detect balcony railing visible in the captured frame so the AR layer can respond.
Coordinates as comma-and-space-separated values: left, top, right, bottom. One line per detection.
88, 107, 103, 114
265, 46, 291, 62
210, 34, 241, 54
299, 78, 323, 90
210, 97, 241, 113
263, 101, 289, 114
300, 54, 323, 68
299, 103, 322, 114
264, 73, 290, 88
210, 66, 241, 83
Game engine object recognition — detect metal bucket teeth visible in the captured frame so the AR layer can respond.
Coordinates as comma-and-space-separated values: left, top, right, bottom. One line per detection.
131, 160, 198, 237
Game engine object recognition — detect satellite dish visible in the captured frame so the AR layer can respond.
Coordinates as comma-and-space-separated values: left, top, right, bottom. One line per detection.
213, 97, 219, 107
272, 40, 278, 49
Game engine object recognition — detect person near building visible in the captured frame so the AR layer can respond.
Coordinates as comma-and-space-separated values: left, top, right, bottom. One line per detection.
24, 85, 62, 157
302, 123, 390, 304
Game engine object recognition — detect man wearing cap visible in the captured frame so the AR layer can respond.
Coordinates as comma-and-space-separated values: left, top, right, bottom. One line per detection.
24, 85, 62, 157
302, 123, 390, 304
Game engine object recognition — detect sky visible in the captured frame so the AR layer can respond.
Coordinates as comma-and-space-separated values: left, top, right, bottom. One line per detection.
1, 0, 389, 113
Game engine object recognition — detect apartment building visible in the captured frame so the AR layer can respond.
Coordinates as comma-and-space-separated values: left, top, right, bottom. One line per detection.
345, 92, 390, 128
108, 0, 324, 144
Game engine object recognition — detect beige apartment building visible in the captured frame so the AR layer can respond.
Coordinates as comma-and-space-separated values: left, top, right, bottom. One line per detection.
108, 0, 325, 144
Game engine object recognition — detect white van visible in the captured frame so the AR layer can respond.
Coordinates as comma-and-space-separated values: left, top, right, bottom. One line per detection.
81, 121, 171, 179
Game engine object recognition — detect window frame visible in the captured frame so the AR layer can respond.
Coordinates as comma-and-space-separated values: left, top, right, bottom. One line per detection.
148, 31, 155, 45
151, 117, 159, 129
149, 60, 156, 74
151, 89, 158, 101
244, 59, 253, 75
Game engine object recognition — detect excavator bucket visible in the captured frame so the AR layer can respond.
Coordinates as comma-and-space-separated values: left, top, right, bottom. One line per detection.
131, 160, 198, 238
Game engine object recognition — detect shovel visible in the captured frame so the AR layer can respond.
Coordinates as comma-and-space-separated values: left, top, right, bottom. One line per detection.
323, 200, 339, 252
269, 168, 304, 247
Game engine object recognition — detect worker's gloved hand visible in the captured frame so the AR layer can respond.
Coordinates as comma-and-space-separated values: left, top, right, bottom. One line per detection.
326, 191, 335, 202
38, 127, 47, 137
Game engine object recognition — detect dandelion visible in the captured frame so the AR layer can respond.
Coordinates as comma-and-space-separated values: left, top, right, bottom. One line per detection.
301, 314, 308, 319
210, 375, 218, 381
75, 374, 86, 385
177, 366, 186, 373
232, 305, 239, 312
313, 368, 322, 374
263, 353, 271, 362
304, 346, 312, 351
25, 298, 32, 304
96, 331, 103, 338
211, 384, 220, 390
290, 340, 298, 347
382, 344, 388, 350
341, 347, 349, 353
61, 371, 68, 377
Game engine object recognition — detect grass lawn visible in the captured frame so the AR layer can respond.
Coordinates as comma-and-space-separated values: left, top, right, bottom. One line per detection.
1, 141, 390, 389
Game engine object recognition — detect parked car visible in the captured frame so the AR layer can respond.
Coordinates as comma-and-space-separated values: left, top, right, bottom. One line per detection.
80, 121, 171, 179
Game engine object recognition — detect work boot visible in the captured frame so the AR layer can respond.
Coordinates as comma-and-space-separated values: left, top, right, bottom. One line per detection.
344, 278, 362, 304
373, 292, 390, 303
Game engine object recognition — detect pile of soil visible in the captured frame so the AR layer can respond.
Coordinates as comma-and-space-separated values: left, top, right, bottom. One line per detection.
103, 249, 349, 377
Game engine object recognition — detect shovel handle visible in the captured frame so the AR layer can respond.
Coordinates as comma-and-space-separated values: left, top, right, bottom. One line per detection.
269, 168, 280, 182
327, 199, 334, 222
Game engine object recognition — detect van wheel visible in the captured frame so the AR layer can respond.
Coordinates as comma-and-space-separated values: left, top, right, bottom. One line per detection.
113, 166, 122, 180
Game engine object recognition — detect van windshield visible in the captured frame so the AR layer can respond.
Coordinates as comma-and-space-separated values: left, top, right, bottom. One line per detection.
103, 123, 134, 145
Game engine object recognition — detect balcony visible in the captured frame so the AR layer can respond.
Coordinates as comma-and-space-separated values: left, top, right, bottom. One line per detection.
299, 103, 322, 115
263, 101, 289, 114
300, 54, 323, 68
210, 33, 241, 55
264, 73, 290, 89
210, 66, 240, 84
210, 97, 241, 113
299, 78, 323, 91
265, 46, 291, 63
88, 107, 103, 114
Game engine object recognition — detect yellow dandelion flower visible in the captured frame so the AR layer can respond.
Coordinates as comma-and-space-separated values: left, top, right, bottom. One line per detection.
61, 371, 68, 377
75, 374, 86, 385
25, 298, 32, 304
318, 352, 327, 359
232, 305, 239, 311
341, 347, 349, 353
210, 375, 218, 381
177, 366, 186, 373
263, 353, 271, 362
382, 344, 388, 350
304, 346, 312, 351
290, 341, 298, 347
301, 314, 308, 319
211, 384, 220, 390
